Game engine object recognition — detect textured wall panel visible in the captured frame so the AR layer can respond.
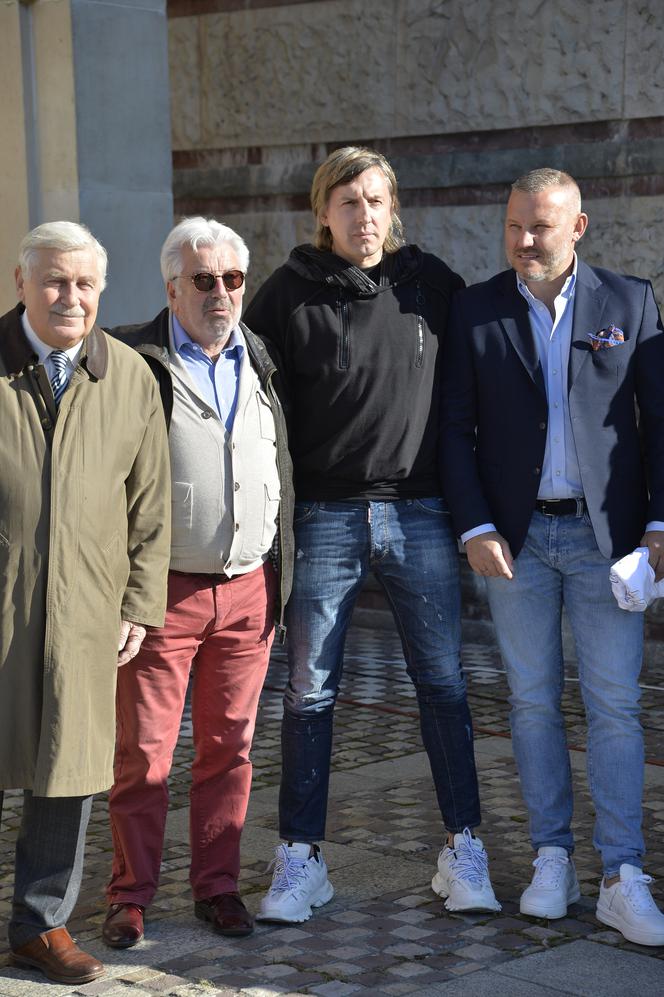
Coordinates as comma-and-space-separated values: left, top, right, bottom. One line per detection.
199, 1, 398, 147
624, 0, 664, 119
395, 0, 626, 134
169, 15, 201, 150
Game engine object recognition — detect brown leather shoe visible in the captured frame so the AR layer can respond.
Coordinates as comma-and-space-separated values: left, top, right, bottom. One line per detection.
102, 902, 145, 948
11, 926, 104, 984
194, 892, 254, 937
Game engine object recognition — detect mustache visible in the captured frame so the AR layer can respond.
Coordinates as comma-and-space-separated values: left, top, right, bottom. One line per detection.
50, 306, 86, 317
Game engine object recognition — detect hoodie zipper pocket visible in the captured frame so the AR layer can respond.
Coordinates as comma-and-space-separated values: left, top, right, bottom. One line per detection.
414, 282, 424, 368
338, 295, 350, 369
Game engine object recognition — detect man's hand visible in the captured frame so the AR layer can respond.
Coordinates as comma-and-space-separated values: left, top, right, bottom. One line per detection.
117, 620, 147, 666
641, 530, 664, 582
465, 531, 514, 580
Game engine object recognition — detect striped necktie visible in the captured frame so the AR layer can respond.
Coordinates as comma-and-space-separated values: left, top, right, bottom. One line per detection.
49, 350, 69, 407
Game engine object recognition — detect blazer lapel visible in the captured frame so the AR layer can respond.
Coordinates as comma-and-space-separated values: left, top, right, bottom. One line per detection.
497, 271, 546, 395
568, 260, 610, 390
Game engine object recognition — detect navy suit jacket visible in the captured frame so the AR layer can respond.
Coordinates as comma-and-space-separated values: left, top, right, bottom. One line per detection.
440, 260, 664, 559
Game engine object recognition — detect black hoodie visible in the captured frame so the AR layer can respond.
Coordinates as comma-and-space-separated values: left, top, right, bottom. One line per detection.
244, 243, 464, 501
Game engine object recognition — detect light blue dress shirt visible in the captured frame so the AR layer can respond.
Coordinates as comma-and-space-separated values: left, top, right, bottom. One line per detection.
172, 315, 244, 432
516, 261, 582, 500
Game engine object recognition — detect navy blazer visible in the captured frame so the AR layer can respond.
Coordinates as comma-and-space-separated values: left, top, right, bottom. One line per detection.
440, 260, 664, 559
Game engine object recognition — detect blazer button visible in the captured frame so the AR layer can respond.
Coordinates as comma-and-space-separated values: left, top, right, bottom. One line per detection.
539, 422, 546, 430
201, 410, 212, 419
234, 481, 240, 491
533, 466, 541, 474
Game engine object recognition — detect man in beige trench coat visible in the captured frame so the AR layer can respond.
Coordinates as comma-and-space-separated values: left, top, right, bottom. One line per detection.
0, 222, 170, 984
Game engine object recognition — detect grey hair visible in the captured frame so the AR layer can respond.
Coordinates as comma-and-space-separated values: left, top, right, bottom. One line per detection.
160, 217, 250, 284
511, 169, 582, 212
18, 221, 108, 289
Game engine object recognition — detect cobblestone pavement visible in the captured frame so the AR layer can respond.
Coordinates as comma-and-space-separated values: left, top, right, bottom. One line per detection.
2, 625, 664, 995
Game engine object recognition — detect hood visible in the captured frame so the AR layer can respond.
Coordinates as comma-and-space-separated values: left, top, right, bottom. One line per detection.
286, 243, 424, 296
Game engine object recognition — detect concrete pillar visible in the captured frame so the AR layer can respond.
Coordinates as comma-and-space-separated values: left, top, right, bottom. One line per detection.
1, 0, 173, 325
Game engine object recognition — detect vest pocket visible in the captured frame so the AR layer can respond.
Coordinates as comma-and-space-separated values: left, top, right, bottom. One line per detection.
262, 482, 280, 548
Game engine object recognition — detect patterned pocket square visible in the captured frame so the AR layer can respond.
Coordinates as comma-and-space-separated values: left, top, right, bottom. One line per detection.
587, 323, 625, 351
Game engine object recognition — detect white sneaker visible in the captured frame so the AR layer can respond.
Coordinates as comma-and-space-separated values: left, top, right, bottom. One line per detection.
257, 842, 334, 923
519, 846, 580, 918
431, 827, 501, 912
596, 864, 664, 945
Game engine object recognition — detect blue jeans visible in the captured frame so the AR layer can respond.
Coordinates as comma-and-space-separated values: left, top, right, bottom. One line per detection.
485, 511, 645, 876
279, 498, 481, 842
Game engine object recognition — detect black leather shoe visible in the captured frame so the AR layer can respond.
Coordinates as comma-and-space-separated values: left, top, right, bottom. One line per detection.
194, 892, 254, 937
102, 903, 145, 948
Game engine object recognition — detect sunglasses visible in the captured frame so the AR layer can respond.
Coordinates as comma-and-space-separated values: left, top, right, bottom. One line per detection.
175, 270, 245, 293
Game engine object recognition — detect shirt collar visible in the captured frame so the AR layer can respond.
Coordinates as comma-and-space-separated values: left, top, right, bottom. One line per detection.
516, 252, 578, 305
171, 313, 245, 358
21, 311, 85, 366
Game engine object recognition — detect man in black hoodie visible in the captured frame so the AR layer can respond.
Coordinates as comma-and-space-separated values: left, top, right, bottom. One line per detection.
244, 146, 498, 922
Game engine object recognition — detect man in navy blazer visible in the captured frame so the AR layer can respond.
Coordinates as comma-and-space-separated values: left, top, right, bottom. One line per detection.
440, 168, 664, 945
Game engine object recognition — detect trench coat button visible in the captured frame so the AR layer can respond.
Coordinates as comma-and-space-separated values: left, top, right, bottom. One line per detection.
235, 523, 240, 531
201, 410, 212, 419
234, 482, 240, 491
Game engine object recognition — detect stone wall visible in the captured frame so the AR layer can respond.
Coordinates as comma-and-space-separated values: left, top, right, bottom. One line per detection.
168, 0, 664, 305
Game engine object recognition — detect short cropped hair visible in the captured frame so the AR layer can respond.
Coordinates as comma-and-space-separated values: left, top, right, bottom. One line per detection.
311, 146, 405, 254
511, 168, 582, 213
160, 217, 250, 284
18, 221, 108, 289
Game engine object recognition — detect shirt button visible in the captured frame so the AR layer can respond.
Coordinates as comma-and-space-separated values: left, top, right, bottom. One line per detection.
201, 410, 212, 419
234, 482, 240, 491
556, 470, 561, 476
552, 369, 558, 374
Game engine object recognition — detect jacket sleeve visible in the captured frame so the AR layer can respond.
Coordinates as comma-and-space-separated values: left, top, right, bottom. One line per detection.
635, 281, 664, 523
121, 375, 171, 627
439, 293, 495, 537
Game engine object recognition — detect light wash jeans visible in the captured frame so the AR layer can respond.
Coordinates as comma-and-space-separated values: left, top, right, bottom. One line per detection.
279, 498, 481, 842
486, 510, 645, 876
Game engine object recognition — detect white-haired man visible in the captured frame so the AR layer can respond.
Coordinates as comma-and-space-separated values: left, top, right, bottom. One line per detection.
0, 222, 170, 983
102, 217, 293, 946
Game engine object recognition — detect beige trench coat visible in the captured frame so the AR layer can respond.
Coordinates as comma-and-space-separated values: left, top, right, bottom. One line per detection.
0, 306, 171, 796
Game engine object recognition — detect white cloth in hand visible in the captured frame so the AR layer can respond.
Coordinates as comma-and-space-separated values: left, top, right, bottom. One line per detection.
610, 547, 664, 611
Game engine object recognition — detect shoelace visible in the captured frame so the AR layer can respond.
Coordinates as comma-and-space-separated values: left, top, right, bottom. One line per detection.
620, 873, 658, 913
530, 853, 569, 888
266, 847, 309, 895
451, 828, 489, 885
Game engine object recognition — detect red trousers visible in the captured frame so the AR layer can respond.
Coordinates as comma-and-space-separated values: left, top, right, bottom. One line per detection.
107, 563, 275, 904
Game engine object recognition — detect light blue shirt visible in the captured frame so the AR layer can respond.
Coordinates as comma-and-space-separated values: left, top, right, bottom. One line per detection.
516, 260, 582, 500
172, 315, 244, 432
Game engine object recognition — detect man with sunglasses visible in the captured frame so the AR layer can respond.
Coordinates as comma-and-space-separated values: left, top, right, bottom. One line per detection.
440, 168, 664, 944
101, 217, 293, 945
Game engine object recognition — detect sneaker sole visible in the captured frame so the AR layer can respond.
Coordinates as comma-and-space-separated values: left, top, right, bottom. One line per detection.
431, 872, 501, 912
256, 880, 334, 923
596, 904, 664, 946
520, 885, 581, 920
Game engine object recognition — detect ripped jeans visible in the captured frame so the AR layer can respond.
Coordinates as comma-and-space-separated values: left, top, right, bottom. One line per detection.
278, 498, 481, 842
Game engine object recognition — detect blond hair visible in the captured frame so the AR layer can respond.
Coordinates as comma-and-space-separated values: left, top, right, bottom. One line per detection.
311, 146, 405, 253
